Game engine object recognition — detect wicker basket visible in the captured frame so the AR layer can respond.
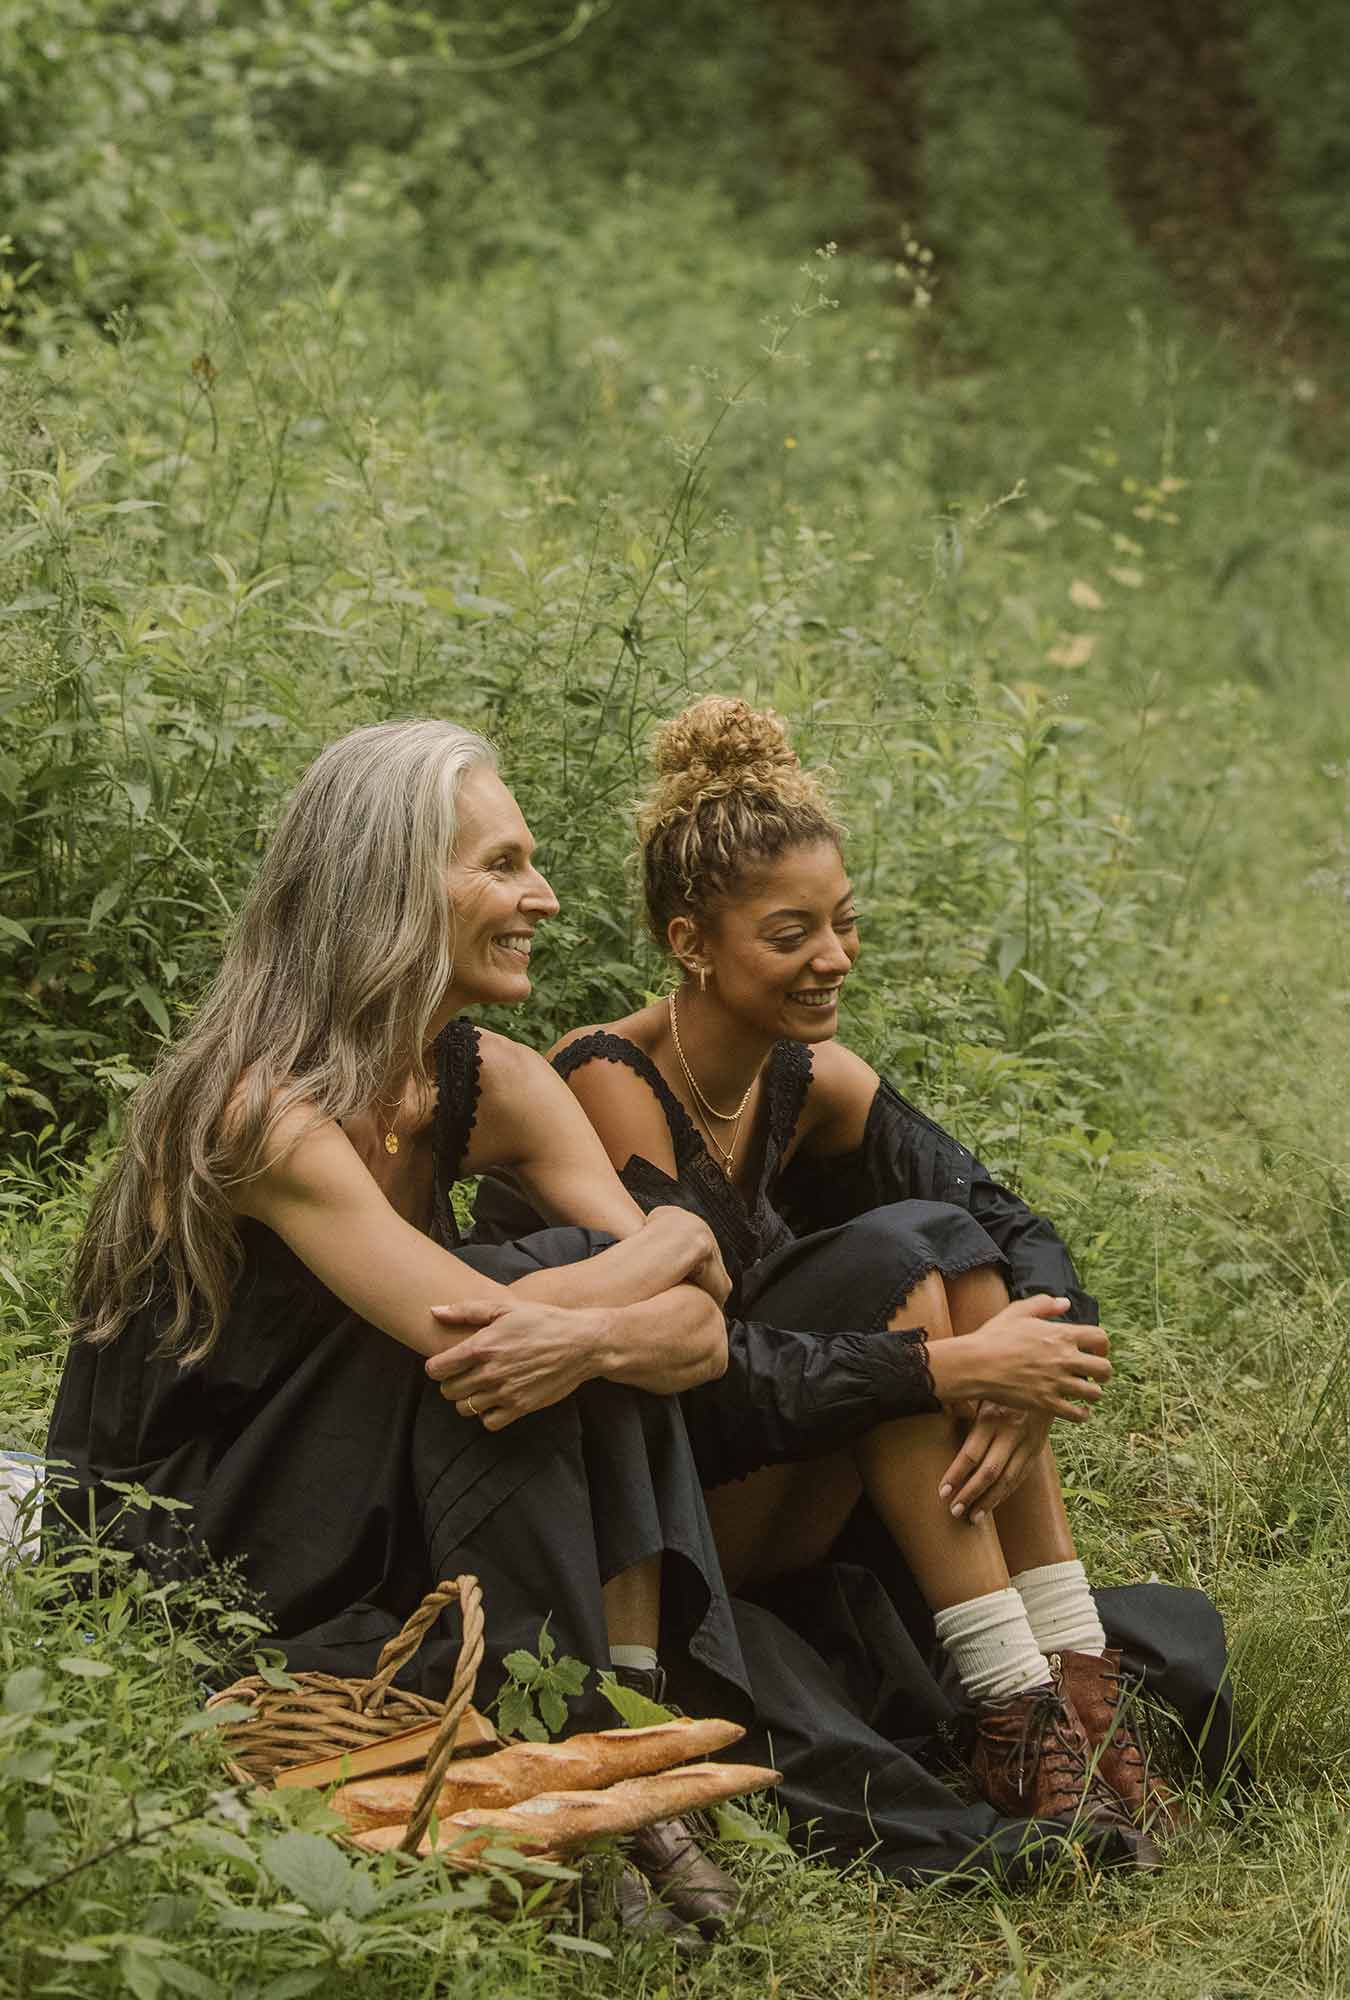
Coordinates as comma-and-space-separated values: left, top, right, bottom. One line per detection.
207, 1572, 485, 1855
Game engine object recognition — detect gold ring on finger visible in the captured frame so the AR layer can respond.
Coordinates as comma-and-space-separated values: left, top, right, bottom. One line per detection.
465, 1395, 481, 1418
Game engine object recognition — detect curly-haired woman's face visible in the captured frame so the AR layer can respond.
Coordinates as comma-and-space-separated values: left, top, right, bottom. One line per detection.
692, 840, 859, 1041
445, 766, 559, 1007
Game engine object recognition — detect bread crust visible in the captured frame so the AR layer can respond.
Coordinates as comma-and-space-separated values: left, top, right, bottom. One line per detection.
330, 1717, 745, 1832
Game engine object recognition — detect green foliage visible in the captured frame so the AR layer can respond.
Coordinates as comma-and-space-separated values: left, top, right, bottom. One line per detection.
3, 0, 1350, 1992
495, 1624, 591, 1742
594, 1674, 677, 1730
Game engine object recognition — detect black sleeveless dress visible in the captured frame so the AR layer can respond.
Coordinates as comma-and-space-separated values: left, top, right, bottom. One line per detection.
472, 1033, 1245, 1880
44, 1021, 750, 1718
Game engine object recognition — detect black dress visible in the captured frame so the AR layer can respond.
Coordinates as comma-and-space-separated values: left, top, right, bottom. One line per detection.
473, 1032, 1244, 1881
45, 1021, 750, 1719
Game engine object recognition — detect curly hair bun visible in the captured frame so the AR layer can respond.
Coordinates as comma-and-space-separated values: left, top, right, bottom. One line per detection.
649, 696, 802, 816
638, 696, 843, 942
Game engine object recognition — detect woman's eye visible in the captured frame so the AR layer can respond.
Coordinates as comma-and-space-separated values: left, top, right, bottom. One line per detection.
770, 933, 806, 951
837, 913, 859, 933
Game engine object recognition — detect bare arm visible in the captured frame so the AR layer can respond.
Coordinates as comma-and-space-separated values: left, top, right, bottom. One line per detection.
234, 1102, 725, 1394
425, 1282, 727, 1424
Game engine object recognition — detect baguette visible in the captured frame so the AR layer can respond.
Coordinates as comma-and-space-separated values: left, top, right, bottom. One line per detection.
330, 1717, 744, 1833
351, 1760, 781, 1860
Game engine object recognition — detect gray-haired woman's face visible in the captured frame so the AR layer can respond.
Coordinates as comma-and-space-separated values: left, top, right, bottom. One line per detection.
444, 766, 559, 1007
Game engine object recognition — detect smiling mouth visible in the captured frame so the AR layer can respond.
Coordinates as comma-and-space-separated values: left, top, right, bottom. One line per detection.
788, 987, 840, 1009
493, 934, 533, 960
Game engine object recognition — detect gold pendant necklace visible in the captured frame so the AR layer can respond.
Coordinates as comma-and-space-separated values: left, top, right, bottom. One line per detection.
668, 992, 760, 1178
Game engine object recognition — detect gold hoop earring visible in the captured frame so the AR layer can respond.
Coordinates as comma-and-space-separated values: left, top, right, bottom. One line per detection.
698, 966, 708, 992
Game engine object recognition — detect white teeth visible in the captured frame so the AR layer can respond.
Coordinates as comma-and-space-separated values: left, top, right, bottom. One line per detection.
789, 989, 838, 1007
494, 935, 532, 956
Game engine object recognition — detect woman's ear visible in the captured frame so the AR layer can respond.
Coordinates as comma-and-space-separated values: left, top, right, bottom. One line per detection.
667, 914, 704, 978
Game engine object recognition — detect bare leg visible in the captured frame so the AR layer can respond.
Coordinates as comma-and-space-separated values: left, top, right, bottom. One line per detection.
601, 1555, 662, 1650
852, 1271, 1011, 1610
704, 1454, 861, 1593
944, 1266, 1077, 1572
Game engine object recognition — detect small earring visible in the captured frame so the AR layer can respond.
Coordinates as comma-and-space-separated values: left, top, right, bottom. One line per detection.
698, 965, 708, 993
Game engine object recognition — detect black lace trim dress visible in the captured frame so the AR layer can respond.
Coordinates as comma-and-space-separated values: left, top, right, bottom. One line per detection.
45, 1020, 750, 1721
471, 1032, 1243, 1883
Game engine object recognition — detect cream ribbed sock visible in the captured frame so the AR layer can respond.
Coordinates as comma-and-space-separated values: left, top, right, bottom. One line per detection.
1011, 1559, 1106, 1658
932, 1587, 1052, 1704
608, 1643, 659, 1672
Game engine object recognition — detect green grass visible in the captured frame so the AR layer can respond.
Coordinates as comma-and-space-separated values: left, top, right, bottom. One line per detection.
3, 1, 1350, 1992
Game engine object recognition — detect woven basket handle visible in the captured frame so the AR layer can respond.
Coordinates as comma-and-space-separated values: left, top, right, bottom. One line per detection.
356, 1573, 487, 1855
364, 1577, 467, 1714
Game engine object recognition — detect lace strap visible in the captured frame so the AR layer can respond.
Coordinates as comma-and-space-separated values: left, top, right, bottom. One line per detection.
432, 1020, 483, 1245
764, 1040, 813, 1167
552, 1030, 703, 1163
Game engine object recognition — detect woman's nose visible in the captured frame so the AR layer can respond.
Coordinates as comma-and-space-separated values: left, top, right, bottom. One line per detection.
813, 934, 854, 975
522, 868, 560, 919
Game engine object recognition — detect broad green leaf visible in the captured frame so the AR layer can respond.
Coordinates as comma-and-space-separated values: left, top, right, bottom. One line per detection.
259, 1830, 356, 1916
712, 1799, 790, 1848
132, 981, 171, 1035
57, 1654, 116, 1678
548, 1933, 613, 1959
4, 1666, 48, 1714
175, 1701, 254, 1738
595, 1672, 676, 1729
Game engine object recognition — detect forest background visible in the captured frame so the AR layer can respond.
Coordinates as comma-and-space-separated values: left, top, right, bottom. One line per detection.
1, 1, 1349, 1994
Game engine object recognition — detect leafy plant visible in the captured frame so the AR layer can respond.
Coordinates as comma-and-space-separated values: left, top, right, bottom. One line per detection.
493, 1624, 590, 1743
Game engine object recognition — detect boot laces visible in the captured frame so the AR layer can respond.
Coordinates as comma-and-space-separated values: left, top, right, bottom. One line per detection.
986, 1691, 1087, 1799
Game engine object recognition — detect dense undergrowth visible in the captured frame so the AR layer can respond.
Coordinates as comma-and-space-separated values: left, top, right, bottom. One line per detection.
2, 1, 1349, 1993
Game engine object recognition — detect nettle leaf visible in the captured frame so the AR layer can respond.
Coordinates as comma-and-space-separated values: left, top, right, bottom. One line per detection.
495, 1686, 534, 1739
550, 1657, 589, 1698
537, 1686, 569, 1736
260, 1830, 357, 1917
57, 1654, 116, 1678
500, 1649, 541, 1686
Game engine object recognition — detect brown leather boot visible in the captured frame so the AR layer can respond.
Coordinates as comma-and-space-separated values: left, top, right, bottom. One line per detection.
972, 1684, 1160, 1870
610, 1662, 748, 1937
625, 1815, 746, 1937
1055, 1648, 1179, 1835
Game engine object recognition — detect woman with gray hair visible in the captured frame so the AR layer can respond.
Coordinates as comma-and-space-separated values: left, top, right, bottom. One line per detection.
48, 719, 749, 1938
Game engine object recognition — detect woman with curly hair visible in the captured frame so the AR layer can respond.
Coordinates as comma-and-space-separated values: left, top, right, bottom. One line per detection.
470, 696, 1238, 1880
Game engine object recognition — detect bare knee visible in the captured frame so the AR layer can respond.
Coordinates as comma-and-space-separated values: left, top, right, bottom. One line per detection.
944, 1264, 1011, 1337
886, 1266, 955, 1340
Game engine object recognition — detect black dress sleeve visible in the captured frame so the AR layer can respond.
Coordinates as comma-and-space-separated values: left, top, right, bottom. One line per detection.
774, 1077, 1099, 1324
684, 1315, 941, 1487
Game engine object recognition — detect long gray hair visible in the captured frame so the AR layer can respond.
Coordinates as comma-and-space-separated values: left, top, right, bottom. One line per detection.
71, 718, 496, 1363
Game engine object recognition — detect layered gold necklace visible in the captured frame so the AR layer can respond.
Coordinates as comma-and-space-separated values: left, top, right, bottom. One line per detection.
667, 991, 763, 1178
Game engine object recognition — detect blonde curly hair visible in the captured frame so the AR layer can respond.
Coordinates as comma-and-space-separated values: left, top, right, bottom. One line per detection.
637, 695, 844, 944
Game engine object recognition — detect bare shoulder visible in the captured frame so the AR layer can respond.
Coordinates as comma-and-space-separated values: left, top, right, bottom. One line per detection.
547, 1000, 662, 1064
547, 1011, 676, 1172
799, 1037, 880, 1156
475, 1026, 552, 1091
224, 1079, 350, 1216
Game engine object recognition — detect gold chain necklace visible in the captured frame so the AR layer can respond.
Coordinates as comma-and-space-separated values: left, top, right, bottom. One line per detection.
667, 992, 760, 1178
